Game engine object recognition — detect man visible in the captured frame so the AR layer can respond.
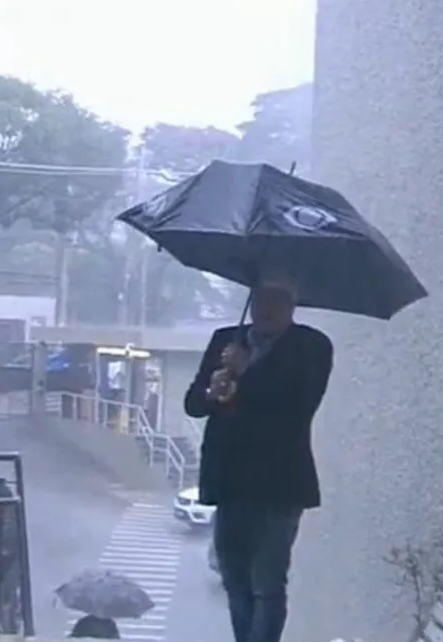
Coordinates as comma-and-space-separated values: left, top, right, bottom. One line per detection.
184, 275, 333, 642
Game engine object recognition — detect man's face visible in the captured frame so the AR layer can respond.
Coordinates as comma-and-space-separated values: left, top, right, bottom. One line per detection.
250, 286, 295, 334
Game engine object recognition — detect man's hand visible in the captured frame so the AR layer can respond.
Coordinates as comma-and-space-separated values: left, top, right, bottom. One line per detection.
221, 343, 249, 377
207, 368, 237, 402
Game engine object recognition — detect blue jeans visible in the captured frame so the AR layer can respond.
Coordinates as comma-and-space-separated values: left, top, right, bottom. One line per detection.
214, 502, 303, 642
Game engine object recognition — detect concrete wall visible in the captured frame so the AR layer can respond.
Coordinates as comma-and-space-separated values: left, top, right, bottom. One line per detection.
0, 295, 55, 341
287, 2, 443, 642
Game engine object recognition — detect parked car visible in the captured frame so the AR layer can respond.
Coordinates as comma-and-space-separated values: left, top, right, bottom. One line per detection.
173, 487, 216, 528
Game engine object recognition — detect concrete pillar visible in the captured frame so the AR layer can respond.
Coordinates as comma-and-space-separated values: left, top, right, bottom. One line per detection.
30, 342, 47, 416
286, 3, 443, 642
160, 351, 201, 436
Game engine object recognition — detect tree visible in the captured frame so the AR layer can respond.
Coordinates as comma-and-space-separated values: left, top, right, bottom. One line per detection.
68, 246, 124, 324
385, 539, 443, 634
140, 123, 239, 174
125, 245, 227, 326
132, 124, 241, 322
0, 75, 130, 322
236, 83, 313, 174
0, 76, 129, 230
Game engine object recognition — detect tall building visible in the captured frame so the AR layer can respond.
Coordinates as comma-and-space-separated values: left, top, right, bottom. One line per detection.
286, 2, 443, 641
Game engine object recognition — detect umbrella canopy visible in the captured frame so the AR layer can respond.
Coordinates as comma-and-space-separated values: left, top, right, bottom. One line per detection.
55, 569, 154, 619
117, 160, 427, 319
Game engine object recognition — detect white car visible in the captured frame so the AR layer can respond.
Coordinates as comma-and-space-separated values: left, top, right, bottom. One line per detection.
173, 486, 216, 528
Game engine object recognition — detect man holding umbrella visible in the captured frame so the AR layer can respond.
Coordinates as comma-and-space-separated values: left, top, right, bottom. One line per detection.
184, 274, 333, 642
119, 158, 426, 642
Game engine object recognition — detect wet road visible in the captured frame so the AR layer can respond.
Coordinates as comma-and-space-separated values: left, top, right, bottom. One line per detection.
86, 497, 227, 642
0, 413, 302, 642
0, 416, 128, 639
167, 526, 230, 642
86, 499, 308, 642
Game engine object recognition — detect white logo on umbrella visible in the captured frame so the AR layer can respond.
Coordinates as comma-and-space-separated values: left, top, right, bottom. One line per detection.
284, 205, 337, 230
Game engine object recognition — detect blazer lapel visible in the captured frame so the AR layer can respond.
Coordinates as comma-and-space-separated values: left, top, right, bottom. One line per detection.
245, 324, 295, 372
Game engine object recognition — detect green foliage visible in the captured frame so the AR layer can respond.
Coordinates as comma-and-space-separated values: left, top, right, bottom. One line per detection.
138, 85, 313, 178
140, 123, 239, 174
237, 83, 313, 172
0, 76, 313, 325
126, 246, 227, 326
0, 75, 129, 233
68, 246, 125, 324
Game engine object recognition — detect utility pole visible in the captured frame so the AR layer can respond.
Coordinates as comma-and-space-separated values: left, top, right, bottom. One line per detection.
119, 150, 147, 326
56, 234, 69, 326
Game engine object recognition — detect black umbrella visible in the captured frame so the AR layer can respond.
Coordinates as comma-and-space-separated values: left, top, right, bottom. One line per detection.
117, 160, 427, 319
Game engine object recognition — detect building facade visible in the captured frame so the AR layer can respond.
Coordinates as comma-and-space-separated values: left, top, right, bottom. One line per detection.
0, 295, 56, 341
286, 2, 443, 642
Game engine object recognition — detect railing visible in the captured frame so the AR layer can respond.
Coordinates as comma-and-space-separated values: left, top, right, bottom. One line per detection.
183, 416, 203, 455
0, 390, 191, 490
47, 392, 187, 489
0, 393, 29, 418
0, 453, 34, 637
136, 406, 155, 467
165, 436, 186, 489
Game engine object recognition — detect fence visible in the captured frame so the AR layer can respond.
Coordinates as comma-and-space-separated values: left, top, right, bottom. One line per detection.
0, 388, 191, 490
184, 416, 204, 454
47, 392, 187, 490
0, 454, 34, 637
0, 392, 30, 418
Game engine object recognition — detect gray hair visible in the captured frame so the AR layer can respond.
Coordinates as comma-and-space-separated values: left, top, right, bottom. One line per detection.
255, 273, 298, 303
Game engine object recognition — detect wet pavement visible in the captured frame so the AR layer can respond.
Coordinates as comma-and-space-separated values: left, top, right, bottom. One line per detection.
0, 416, 127, 638
0, 415, 247, 642
167, 524, 230, 642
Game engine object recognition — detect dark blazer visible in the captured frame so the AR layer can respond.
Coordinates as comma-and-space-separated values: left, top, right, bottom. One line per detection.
184, 323, 333, 508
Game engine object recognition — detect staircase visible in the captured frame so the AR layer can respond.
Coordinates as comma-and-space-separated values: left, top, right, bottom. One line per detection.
170, 436, 199, 487
137, 433, 200, 489
49, 392, 202, 491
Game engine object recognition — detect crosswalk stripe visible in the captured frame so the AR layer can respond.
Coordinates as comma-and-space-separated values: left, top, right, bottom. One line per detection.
101, 559, 179, 569
64, 500, 183, 641
99, 501, 182, 641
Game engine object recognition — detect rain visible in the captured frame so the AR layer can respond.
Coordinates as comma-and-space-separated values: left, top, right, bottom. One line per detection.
0, 1, 440, 642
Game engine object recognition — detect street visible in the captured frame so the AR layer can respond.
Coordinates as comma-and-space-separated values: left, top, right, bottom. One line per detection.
167, 526, 230, 642
0, 416, 127, 639
88, 500, 230, 642
0, 414, 310, 642
0, 415, 231, 642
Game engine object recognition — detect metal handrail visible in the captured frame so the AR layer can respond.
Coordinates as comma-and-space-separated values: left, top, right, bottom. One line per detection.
136, 406, 154, 466
166, 436, 186, 470
0, 497, 24, 636
0, 454, 34, 637
183, 416, 203, 454
50, 392, 189, 489
165, 439, 185, 489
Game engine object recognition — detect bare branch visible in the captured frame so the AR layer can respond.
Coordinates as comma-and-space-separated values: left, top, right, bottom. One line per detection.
385, 539, 443, 632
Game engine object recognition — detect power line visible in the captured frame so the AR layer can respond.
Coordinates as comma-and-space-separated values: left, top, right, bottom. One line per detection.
0, 161, 185, 183
0, 160, 133, 174
0, 166, 124, 177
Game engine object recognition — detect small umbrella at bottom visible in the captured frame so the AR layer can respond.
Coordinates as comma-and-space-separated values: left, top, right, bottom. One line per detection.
55, 569, 154, 619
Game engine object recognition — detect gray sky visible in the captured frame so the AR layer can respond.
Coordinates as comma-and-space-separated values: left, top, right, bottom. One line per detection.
0, 0, 316, 132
